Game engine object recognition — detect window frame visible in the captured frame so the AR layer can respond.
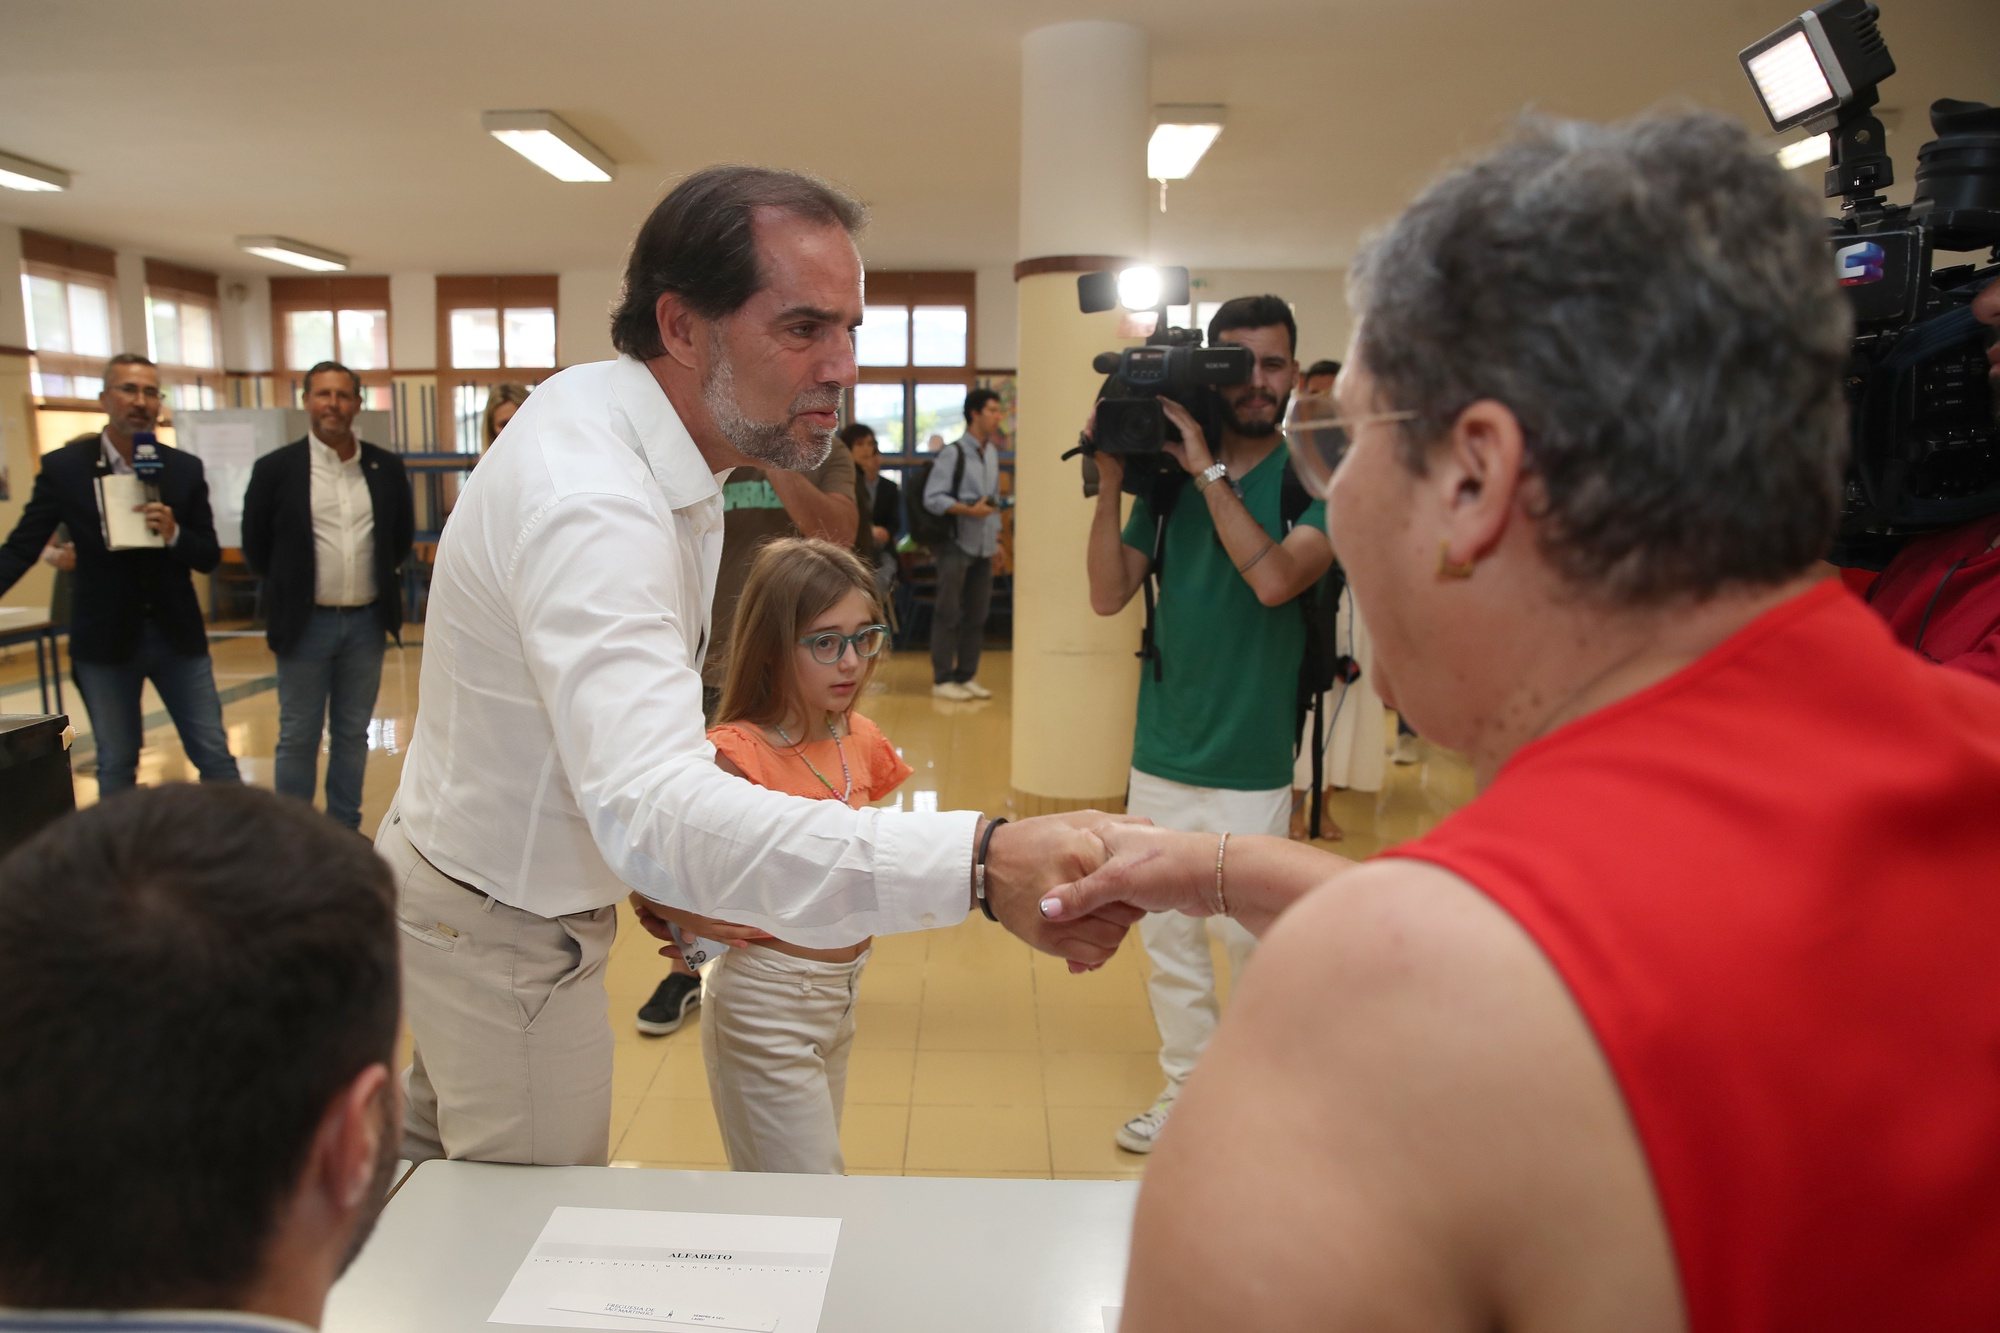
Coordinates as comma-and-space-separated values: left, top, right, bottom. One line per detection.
845, 272, 977, 457
269, 275, 394, 410
435, 274, 559, 454
144, 258, 223, 413
19, 230, 122, 407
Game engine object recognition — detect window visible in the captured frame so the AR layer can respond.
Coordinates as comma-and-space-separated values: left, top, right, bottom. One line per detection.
437, 275, 558, 453
270, 276, 394, 411
845, 273, 975, 455
144, 259, 222, 412
19, 230, 119, 402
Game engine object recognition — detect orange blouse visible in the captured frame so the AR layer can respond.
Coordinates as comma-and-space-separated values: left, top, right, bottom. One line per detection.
707, 712, 911, 808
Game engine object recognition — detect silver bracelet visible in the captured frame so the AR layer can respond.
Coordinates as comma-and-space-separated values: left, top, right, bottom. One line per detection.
1211, 832, 1231, 916
1236, 541, 1276, 574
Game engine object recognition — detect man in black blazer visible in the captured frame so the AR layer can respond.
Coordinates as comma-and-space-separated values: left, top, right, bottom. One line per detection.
843, 424, 900, 600
241, 361, 414, 830
0, 354, 240, 792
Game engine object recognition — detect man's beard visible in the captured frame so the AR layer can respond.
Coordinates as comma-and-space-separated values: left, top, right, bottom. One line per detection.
1220, 388, 1288, 439
703, 337, 835, 472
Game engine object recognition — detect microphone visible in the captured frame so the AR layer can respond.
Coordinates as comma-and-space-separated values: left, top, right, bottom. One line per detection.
131, 431, 164, 503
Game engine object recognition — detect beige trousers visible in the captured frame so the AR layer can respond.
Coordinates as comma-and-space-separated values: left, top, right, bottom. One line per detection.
378, 811, 617, 1166
699, 944, 870, 1174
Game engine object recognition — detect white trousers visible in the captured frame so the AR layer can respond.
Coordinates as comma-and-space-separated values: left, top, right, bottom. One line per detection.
1127, 768, 1289, 1095
379, 811, 617, 1167
700, 944, 870, 1175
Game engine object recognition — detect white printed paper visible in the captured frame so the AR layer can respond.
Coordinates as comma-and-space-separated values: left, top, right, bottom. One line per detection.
1103, 1309, 1121, 1332
488, 1206, 841, 1331
98, 474, 164, 549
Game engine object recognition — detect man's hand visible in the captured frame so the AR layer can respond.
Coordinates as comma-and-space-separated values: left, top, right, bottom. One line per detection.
871, 523, 891, 546
962, 498, 998, 519
1159, 399, 1216, 476
137, 501, 177, 544
40, 540, 75, 572
1975, 276, 1999, 376
983, 812, 1146, 971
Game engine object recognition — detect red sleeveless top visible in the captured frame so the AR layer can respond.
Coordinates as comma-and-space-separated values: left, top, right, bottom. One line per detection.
1387, 581, 2000, 1330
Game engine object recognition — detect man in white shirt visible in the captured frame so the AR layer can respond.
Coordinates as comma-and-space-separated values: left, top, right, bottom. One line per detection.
381, 165, 1134, 1166
241, 362, 415, 830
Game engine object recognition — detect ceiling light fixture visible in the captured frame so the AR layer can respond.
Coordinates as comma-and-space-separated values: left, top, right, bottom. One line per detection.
1776, 134, 1833, 170
0, 149, 70, 192
482, 110, 615, 183
1148, 105, 1226, 212
236, 236, 350, 272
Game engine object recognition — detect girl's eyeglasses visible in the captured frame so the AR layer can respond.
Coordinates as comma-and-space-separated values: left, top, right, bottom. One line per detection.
1281, 394, 1418, 496
797, 624, 890, 664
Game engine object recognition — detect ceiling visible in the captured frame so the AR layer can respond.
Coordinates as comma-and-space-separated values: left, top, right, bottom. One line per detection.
0, 0, 1992, 278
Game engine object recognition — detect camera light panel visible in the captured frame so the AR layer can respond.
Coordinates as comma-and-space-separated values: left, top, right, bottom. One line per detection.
1745, 29, 1839, 131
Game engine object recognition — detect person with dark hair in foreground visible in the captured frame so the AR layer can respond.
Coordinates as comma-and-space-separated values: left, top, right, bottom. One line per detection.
385, 164, 1133, 1168
0, 785, 400, 1329
1043, 112, 2000, 1330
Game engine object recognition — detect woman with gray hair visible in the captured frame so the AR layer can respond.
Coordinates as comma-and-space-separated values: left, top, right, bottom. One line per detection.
1044, 110, 2000, 1331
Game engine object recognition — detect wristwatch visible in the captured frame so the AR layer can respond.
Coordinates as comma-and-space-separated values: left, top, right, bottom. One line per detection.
1194, 461, 1229, 493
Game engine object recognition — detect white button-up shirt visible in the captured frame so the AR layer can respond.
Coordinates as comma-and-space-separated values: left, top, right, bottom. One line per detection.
393, 356, 976, 937
308, 432, 375, 607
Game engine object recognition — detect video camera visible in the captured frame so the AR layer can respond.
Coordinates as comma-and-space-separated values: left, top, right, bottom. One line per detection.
1064, 265, 1254, 500
1741, 0, 2000, 567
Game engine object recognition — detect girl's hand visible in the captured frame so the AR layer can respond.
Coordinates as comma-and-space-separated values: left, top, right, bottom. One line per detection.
627, 892, 775, 946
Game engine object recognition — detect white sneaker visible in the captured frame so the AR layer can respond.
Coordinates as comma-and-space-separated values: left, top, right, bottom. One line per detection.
932, 681, 974, 701
1115, 1094, 1176, 1154
960, 679, 993, 700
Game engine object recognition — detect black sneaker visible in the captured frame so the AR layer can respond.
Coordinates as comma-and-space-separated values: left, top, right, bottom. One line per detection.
634, 971, 702, 1036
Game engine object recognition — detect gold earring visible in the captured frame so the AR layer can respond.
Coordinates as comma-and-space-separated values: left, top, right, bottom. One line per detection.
1437, 541, 1476, 580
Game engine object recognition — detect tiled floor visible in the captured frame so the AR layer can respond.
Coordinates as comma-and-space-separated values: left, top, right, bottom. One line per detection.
0, 627, 1475, 1179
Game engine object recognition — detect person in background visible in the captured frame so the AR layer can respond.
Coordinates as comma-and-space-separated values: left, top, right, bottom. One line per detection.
1084, 295, 1335, 1155
0, 785, 401, 1330
648, 538, 908, 1174
241, 361, 415, 832
482, 382, 531, 453
842, 422, 901, 602
1299, 358, 1341, 397
0, 353, 239, 792
1044, 111, 2000, 1332
922, 388, 1007, 700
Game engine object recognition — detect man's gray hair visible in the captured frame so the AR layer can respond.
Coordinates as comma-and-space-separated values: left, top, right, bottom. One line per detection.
1350, 111, 1853, 604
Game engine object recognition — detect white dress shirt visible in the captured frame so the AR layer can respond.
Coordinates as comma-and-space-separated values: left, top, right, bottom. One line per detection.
308, 432, 376, 606
393, 356, 978, 939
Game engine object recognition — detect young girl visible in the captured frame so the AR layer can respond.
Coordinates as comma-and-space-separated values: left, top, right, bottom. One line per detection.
666, 536, 910, 1175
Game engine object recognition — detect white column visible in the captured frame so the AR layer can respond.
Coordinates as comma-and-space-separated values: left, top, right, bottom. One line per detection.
1009, 21, 1153, 813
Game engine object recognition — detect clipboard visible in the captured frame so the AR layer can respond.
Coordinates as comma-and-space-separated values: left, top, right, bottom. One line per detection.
96, 473, 165, 550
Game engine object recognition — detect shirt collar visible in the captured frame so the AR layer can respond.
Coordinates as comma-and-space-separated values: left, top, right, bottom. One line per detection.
611, 354, 725, 512
99, 431, 132, 475
308, 431, 360, 465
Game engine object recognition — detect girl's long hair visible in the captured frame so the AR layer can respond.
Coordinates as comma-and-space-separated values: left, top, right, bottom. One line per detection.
713, 537, 885, 733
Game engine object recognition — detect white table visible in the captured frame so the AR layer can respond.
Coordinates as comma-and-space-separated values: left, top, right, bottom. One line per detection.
326, 1162, 1137, 1333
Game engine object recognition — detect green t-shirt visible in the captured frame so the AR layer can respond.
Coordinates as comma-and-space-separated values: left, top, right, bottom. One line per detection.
1121, 446, 1327, 791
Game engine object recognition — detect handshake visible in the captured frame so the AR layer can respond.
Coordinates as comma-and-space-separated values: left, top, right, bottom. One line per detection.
632, 813, 1329, 970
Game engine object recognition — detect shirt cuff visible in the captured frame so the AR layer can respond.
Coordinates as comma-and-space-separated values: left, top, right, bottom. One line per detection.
873, 808, 980, 932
